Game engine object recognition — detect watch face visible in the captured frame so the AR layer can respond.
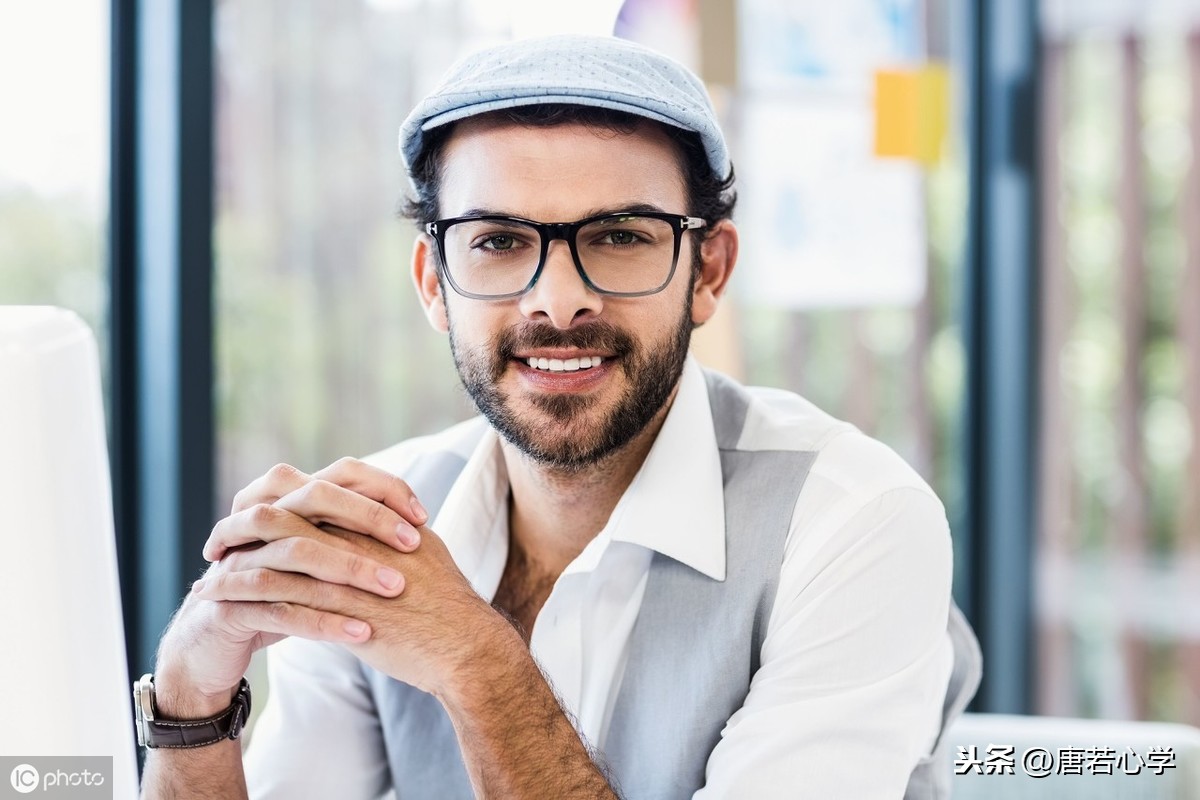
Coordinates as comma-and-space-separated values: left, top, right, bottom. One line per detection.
133, 675, 154, 748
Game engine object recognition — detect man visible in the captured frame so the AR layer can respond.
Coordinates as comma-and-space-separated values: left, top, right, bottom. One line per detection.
140, 35, 979, 799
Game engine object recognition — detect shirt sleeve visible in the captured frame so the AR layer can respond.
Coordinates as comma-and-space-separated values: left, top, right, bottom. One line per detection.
694, 467, 956, 799
243, 636, 391, 800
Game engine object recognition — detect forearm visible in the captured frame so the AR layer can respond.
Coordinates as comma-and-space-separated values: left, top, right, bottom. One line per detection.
141, 740, 249, 800
440, 626, 619, 800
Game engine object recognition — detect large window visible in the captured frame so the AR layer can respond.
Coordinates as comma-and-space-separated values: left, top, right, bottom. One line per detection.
213, 0, 967, 522
0, 2, 110, 382
1037, 23, 1200, 725
213, 0, 505, 513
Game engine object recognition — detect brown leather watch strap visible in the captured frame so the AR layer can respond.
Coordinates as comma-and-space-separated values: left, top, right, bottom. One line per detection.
134, 675, 252, 750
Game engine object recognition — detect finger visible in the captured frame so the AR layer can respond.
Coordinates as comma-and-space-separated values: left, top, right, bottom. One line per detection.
220, 536, 406, 597
210, 599, 372, 643
275, 478, 421, 553
204, 503, 317, 562
230, 463, 311, 514
323, 522, 445, 567
194, 568, 378, 613
311, 457, 429, 527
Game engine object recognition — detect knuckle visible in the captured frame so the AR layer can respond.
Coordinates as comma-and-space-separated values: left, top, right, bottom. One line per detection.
313, 612, 338, 638
332, 456, 360, 472
311, 479, 337, 502
293, 478, 327, 506
247, 502, 278, 527
247, 568, 273, 591
363, 499, 390, 529
266, 601, 293, 624
278, 535, 308, 563
220, 548, 244, 571
345, 551, 368, 581
267, 462, 299, 483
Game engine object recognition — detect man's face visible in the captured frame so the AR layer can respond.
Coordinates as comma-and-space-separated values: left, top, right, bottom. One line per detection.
429, 117, 698, 472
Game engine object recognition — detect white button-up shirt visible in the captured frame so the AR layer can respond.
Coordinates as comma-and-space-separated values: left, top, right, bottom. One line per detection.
245, 357, 955, 798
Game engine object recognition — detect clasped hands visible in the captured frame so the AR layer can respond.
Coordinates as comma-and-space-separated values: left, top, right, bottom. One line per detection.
159, 457, 509, 715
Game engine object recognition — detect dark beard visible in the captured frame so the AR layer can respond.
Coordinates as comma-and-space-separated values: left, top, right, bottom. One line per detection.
449, 297, 694, 473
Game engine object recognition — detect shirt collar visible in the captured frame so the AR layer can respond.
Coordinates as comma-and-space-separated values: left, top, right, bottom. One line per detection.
604, 355, 726, 580
431, 354, 727, 593
429, 422, 509, 600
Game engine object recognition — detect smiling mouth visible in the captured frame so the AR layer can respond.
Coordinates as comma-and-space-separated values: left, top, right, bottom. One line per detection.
522, 355, 606, 373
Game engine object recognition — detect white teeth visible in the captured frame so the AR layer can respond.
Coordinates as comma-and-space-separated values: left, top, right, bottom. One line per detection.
526, 355, 605, 372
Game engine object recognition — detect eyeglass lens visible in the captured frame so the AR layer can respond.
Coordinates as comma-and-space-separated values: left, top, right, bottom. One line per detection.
441, 215, 677, 296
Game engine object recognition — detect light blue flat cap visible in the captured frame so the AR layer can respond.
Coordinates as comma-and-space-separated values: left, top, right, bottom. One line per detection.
399, 34, 730, 180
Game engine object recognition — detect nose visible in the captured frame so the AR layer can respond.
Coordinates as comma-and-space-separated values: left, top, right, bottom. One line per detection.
517, 240, 603, 328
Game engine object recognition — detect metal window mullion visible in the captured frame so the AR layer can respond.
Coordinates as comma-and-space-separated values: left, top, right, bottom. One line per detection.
959, 0, 1040, 713
111, 0, 215, 680
109, 0, 141, 680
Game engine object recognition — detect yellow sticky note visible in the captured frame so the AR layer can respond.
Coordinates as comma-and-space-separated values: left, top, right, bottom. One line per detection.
916, 65, 949, 165
874, 64, 949, 166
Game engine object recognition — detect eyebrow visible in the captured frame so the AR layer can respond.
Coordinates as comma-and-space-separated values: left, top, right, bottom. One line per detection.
454, 202, 672, 221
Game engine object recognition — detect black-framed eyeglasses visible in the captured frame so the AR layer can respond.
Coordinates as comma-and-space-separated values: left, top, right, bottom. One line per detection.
425, 211, 707, 300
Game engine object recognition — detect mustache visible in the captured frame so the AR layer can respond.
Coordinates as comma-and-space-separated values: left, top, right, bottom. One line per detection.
494, 321, 635, 362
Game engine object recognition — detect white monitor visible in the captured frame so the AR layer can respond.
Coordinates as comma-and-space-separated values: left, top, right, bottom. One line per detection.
0, 306, 138, 797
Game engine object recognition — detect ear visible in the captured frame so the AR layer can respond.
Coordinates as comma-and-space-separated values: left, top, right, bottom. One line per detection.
691, 219, 738, 327
412, 233, 449, 333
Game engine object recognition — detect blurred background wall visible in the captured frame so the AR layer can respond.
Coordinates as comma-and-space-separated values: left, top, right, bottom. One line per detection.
1, 0, 1197, 727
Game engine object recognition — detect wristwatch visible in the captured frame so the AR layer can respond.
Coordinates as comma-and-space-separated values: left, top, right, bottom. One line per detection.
133, 674, 252, 749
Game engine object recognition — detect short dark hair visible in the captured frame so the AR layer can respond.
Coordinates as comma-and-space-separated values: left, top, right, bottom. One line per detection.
400, 104, 737, 240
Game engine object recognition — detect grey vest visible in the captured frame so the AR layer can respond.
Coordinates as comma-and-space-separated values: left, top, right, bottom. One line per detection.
359, 370, 981, 799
